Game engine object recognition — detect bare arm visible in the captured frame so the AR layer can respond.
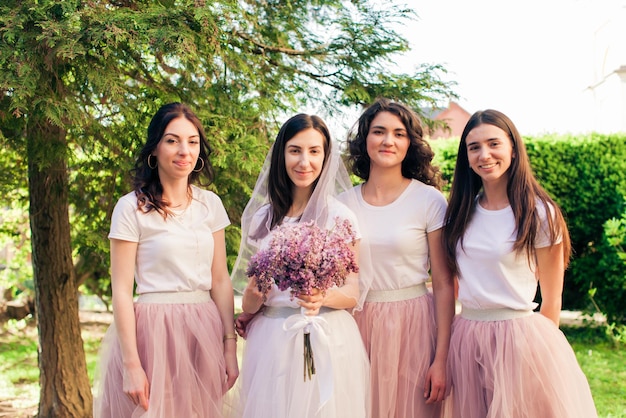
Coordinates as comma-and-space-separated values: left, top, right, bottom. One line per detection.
209, 229, 239, 389
110, 238, 150, 410
238, 279, 266, 338
424, 228, 456, 403
537, 243, 565, 326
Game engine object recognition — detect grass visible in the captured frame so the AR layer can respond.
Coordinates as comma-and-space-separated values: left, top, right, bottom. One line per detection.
563, 325, 626, 418
0, 316, 107, 416
1, 317, 624, 417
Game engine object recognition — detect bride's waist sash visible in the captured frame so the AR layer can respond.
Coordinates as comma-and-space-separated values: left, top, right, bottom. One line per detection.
263, 306, 334, 318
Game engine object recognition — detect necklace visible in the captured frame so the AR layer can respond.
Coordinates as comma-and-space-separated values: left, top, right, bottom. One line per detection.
170, 188, 194, 223
168, 187, 193, 215
172, 200, 192, 217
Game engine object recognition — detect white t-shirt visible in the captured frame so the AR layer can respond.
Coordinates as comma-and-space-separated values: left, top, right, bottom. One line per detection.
340, 179, 447, 290
249, 198, 360, 307
456, 201, 557, 311
108, 185, 230, 294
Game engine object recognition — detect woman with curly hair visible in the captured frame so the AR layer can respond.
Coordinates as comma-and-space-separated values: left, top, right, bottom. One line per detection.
340, 97, 455, 418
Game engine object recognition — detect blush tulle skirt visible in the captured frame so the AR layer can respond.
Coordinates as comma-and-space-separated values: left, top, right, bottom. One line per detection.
354, 288, 452, 418
93, 291, 227, 418
225, 306, 370, 418
448, 309, 597, 418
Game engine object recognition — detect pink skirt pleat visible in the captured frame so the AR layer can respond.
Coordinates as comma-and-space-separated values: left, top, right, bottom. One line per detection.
448, 313, 598, 418
93, 300, 226, 418
355, 292, 452, 418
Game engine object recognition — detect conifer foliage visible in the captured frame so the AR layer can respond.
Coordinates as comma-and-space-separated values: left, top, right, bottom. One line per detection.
0, 1, 455, 416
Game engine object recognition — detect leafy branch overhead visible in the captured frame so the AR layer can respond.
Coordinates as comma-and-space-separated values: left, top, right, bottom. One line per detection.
0, 2, 456, 415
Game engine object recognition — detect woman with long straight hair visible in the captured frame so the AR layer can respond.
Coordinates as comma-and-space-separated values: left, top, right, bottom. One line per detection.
443, 109, 597, 418
228, 114, 370, 418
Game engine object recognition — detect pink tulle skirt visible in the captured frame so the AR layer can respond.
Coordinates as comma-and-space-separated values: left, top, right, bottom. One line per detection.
355, 290, 451, 418
448, 310, 597, 418
93, 292, 227, 418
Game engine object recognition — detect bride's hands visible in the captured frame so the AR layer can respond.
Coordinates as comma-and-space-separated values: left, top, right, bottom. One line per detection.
297, 288, 325, 315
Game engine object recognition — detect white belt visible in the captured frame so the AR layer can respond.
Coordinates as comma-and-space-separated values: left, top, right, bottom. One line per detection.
365, 283, 428, 302
136, 290, 211, 304
461, 307, 533, 321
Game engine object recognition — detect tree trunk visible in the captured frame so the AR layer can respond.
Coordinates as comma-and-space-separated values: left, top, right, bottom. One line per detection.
27, 119, 93, 417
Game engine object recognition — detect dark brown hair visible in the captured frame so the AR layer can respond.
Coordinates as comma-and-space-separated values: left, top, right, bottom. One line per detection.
133, 102, 213, 216
443, 109, 571, 275
267, 113, 331, 229
346, 97, 441, 189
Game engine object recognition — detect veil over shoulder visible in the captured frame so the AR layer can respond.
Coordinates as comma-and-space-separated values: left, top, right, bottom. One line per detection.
230, 141, 373, 311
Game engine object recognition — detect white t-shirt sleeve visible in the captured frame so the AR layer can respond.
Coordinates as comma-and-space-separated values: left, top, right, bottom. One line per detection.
535, 201, 561, 248
425, 187, 448, 233
203, 189, 230, 232
108, 193, 140, 242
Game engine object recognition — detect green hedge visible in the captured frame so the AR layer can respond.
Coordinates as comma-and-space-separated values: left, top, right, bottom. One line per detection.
430, 134, 626, 323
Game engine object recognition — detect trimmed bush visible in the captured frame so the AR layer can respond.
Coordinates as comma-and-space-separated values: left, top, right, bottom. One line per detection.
594, 209, 626, 324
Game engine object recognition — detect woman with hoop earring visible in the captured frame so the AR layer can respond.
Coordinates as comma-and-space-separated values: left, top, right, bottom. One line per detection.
94, 102, 239, 417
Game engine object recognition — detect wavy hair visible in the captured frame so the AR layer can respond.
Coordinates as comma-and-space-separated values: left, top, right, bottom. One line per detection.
267, 113, 331, 229
346, 97, 441, 189
443, 109, 571, 275
132, 102, 214, 216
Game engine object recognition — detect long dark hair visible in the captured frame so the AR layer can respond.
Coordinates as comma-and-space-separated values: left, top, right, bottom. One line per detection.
267, 113, 331, 229
443, 109, 571, 275
132, 102, 214, 216
346, 97, 442, 189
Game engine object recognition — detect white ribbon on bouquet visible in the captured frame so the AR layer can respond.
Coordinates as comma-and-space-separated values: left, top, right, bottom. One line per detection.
282, 312, 334, 411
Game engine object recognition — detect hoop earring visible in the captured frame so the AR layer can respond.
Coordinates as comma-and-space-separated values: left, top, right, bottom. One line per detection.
147, 155, 157, 169
193, 157, 205, 173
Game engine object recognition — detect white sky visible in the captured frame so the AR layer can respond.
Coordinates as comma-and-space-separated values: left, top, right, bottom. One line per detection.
391, 0, 626, 135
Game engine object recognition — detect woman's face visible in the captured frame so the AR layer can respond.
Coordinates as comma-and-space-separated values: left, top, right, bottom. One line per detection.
366, 111, 410, 171
152, 117, 201, 181
284, 128, 326, 192
465, 123, 514, 186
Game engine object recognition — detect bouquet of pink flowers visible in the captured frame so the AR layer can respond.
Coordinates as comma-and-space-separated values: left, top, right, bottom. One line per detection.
246, 217, 359, 381
246, 217, 359, 299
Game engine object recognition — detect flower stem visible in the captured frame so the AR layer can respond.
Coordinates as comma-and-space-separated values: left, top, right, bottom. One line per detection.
303, 331, 315, 381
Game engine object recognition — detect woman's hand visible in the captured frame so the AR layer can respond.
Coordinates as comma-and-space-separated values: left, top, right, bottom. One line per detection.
122, 364, 150, 410
223, 339, 239, 390
297, 288, 325, 315
423, 358, 447, 404
235, 311, 259, 339
241, 279, 267, 314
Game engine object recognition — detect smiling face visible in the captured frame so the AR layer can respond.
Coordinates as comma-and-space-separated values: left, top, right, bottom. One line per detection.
366, 111, 410, 172
152, 116, 201, 182
466, 123, 515, 186
284, 128, 326, 193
